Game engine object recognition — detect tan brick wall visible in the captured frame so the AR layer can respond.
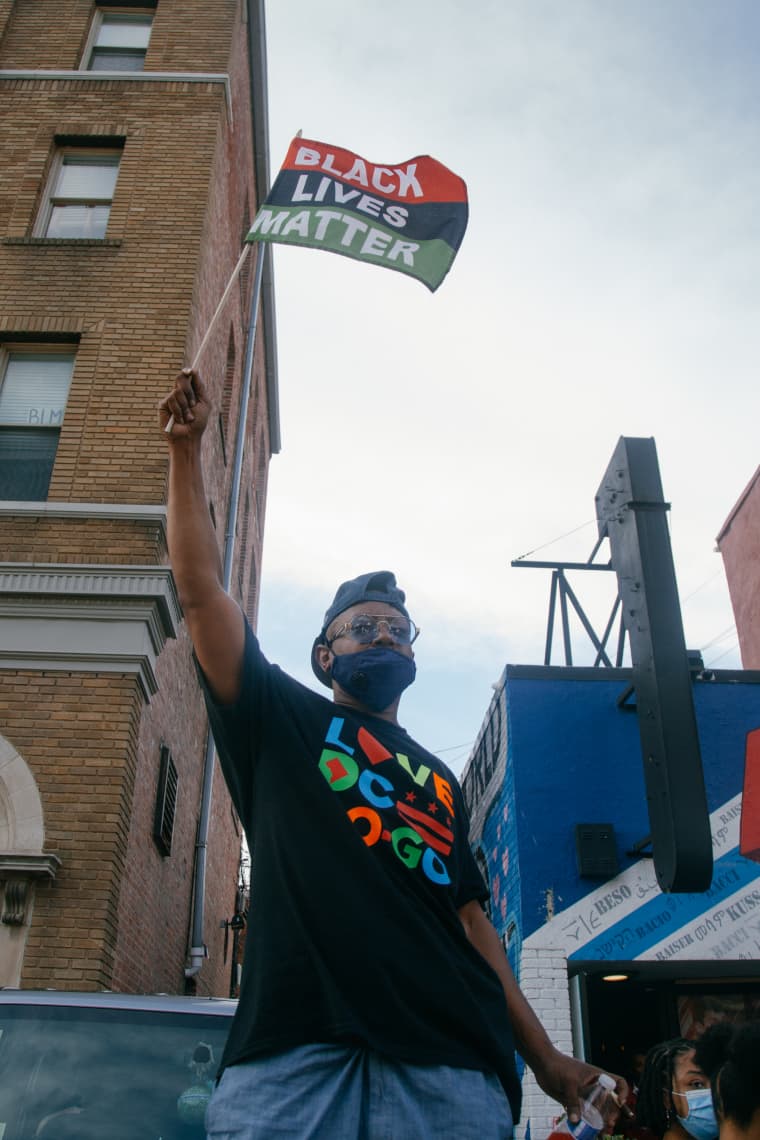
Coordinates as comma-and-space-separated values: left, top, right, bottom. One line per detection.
0, 0, 271, 995
0, 670, 142, 989
0, 78, 224, 505
0, 4, 13, 46
2, 517, 167, 565
0, 71, 264, 536
0, 0, 93, 70
0, 0, 237, 74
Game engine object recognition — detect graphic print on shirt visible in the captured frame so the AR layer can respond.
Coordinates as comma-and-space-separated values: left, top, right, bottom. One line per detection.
318, 716, 456, 886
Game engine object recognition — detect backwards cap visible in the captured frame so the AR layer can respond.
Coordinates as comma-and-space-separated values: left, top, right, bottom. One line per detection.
310, 570, 409, 687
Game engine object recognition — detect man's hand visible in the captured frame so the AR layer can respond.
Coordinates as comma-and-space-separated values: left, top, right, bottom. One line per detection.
532, 1048, 627, 1128
159, 368, 211, 440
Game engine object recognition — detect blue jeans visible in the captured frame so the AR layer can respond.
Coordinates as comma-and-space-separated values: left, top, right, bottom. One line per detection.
205, 1043, 514, 1139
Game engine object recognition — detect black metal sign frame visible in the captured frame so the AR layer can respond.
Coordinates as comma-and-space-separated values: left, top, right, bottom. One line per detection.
595, 436, 712, 892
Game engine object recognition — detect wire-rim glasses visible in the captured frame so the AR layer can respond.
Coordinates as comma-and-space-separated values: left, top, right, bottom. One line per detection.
326, 614, 420, 647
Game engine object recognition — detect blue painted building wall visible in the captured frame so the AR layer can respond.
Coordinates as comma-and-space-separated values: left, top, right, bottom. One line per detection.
463, 666, 760, 958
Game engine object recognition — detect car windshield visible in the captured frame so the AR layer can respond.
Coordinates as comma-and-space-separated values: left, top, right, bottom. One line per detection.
0, 1003, 232, 1140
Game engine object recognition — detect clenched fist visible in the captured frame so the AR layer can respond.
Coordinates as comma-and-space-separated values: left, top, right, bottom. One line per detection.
158, 368, 211, 441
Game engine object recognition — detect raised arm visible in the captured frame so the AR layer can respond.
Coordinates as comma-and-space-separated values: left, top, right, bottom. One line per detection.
159, 368, 245, 704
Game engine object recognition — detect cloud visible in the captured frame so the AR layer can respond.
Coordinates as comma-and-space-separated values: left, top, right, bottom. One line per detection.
256, 1, 755, 759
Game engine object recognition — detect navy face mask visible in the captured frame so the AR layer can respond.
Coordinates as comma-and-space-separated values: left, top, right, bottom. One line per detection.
329, 647, 416, 712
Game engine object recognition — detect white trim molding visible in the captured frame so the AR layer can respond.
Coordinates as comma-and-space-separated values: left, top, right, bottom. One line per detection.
0, 564, 182, 699
0, 501, 167, 539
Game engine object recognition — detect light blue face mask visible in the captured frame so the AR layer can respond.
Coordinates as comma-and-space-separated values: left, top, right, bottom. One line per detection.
676, 1088, 718, 1140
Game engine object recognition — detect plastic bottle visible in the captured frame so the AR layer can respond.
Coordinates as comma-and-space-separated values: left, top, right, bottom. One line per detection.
546, 1074, 619, 1140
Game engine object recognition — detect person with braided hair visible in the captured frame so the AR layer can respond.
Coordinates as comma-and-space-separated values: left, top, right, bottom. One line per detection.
636, 1038, 716, 1140
693, 1021, 760, 1140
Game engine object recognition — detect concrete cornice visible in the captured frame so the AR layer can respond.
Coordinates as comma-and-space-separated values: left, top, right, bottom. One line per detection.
0, 564, 183, 700
0, 563, 181, 636
0, 853, 61, 881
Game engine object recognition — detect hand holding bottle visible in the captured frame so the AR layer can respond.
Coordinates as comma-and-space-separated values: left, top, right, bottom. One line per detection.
547, 1074, 621, 1140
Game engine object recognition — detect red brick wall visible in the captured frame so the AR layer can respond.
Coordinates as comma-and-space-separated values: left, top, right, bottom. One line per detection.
718, 468, 760, 670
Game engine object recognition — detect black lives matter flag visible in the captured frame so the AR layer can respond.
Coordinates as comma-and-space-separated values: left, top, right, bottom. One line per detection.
246, 136, 469, 292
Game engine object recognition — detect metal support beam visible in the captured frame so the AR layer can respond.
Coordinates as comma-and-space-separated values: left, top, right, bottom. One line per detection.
595, 437, 712, 892
513, 559, 621, 668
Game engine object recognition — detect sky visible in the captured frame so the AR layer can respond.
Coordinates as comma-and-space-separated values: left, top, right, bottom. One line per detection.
254, 1, 760, 777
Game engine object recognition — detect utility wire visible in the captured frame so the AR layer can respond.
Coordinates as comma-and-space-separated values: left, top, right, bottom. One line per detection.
514, 518, 599, 562
704, 641, 741, 667
681, 569, 724, 605
700, 625, 737, 652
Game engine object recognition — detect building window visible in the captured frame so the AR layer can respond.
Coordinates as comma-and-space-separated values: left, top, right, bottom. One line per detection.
0, 348, 75, 501
153, 746, 178, 857
84, 9, 154, 72
36, 148, 122, 240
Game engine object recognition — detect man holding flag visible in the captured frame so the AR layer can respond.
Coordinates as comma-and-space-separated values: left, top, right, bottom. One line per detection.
159, 362, 626, 1138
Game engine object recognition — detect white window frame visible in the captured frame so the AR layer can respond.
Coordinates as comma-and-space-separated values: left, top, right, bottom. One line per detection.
0, 344, 76, 502
34, 146, 122, 240
80, 6, 155, 73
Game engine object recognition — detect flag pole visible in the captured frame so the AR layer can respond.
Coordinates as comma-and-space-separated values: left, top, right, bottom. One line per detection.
165, 242, 252, 433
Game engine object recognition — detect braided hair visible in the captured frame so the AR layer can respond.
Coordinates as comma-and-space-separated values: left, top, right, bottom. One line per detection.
636, 1038, 694, 1138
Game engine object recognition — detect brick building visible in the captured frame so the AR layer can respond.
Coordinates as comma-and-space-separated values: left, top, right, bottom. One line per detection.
0, 0, 278, 996
717, 464, 760, 668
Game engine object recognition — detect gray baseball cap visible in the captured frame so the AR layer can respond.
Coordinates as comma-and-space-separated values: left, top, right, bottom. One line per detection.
310, 571, 409, 687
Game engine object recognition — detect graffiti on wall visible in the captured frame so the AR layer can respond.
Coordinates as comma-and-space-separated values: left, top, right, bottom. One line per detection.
525, 792, 760, 963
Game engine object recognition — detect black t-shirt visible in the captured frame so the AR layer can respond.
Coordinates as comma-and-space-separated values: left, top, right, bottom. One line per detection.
201, 620, 521, 1117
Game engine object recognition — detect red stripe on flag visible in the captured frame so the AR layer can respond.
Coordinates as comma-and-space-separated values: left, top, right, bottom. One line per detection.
282, 136, 467, 205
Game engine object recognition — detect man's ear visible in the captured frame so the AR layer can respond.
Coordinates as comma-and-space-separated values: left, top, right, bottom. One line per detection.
315, 643, 333, 675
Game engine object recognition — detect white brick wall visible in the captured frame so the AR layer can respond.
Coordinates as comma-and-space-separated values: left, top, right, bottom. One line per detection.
516, 945, 573, 1140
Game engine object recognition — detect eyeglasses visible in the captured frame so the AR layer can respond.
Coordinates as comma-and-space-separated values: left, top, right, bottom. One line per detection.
326, 614, 420, 647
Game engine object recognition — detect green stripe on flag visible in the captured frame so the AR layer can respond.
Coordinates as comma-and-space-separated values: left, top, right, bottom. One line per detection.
247, 205, 457, 292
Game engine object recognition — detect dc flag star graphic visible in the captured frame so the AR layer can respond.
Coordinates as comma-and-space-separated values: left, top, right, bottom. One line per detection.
247, 135, 469, 291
